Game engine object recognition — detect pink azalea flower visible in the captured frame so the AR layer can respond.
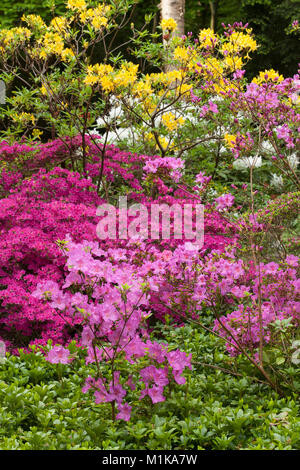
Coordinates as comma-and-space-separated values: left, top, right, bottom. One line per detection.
116, 403, 132, 421
46, 345, 71, 364
147, 386, 166, 404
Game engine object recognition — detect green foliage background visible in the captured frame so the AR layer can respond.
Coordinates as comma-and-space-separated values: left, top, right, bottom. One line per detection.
0, 325, 299, 450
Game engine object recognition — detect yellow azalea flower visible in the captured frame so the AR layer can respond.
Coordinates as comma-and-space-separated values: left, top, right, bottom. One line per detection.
91, 16, 108, 29
79, 11, 88, 22
93, 4, 111, 19
61, 48, 75, 61
84, 62, 140, 92
32, 129, 43, 139
144, 132, 168, 151
162, 112, 185, 131
84, 75, 98, 86
157, 136, 168, 150
12, 112, 35, 124
144, 132, 155, 144
149, 70, 186, 88
142, 97, 157, 115
199, 28, 218, 48
174, 46, 190, 62
221, 31, 257, 56
201, 57, 224, 81
224, 134, 237, 148
100, 75, 115, 92
39, 49, 48, 59
0, 27, 31, 46
252, 69, 284, 84
40, 85, 48, 95
50, 17, 69, 35
178, 83, 192, 95
67, 0, 86, 11
84, 63, 114, 89
161, 18, 177, 32
133, 80, 153, 99
114, 62, 139, 88
21, 14, 45, 30
224, 55, 244, 71
79, 4, 110, 26
165, 70, 183, 83
80, 8, 95, 22
148, 72, 164, 85
38, 31, 64, 57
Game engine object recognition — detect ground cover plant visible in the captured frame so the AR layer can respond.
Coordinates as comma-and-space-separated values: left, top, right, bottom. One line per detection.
0, 324, 299, 450
0, 0, 299, 450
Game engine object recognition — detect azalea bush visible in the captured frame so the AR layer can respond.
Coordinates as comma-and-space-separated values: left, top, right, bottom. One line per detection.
32, 236, 194, 422
0, 137, 235, 353
0, 0, 151, 181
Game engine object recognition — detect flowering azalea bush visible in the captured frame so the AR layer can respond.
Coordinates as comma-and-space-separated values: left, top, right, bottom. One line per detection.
0, 138, 236, 353
33, 236, 193, 421
0, 167, 103, 351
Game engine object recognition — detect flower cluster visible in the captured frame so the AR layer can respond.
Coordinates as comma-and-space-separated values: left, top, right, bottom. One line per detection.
161, 18, 177, 33
34, 236, 192, 421
143, 156, 185, 183
213, 256, 300, 356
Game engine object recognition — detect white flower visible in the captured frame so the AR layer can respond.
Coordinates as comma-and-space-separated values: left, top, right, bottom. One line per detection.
74, 148, 83, 157
287, 153, 299, 170
233, 156, 262, 170
270, 173, 284, 188
185, 112, 198, 126
207, 188, 218, 197
209, 95, 224, 103
103, 127, 135, 145
184, 241, 199, 251
261, 140, 274, 153
96, 105, 123, 127
291, 79, 300, 105
291, 93, 300, 105
219, 145, 228, 155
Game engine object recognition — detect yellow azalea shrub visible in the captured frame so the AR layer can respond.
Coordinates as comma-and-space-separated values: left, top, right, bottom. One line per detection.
0, 0, 259, 159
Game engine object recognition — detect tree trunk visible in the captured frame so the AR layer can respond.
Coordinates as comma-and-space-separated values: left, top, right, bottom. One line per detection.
209, 0, 219, 32
160, 0, 185, 37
